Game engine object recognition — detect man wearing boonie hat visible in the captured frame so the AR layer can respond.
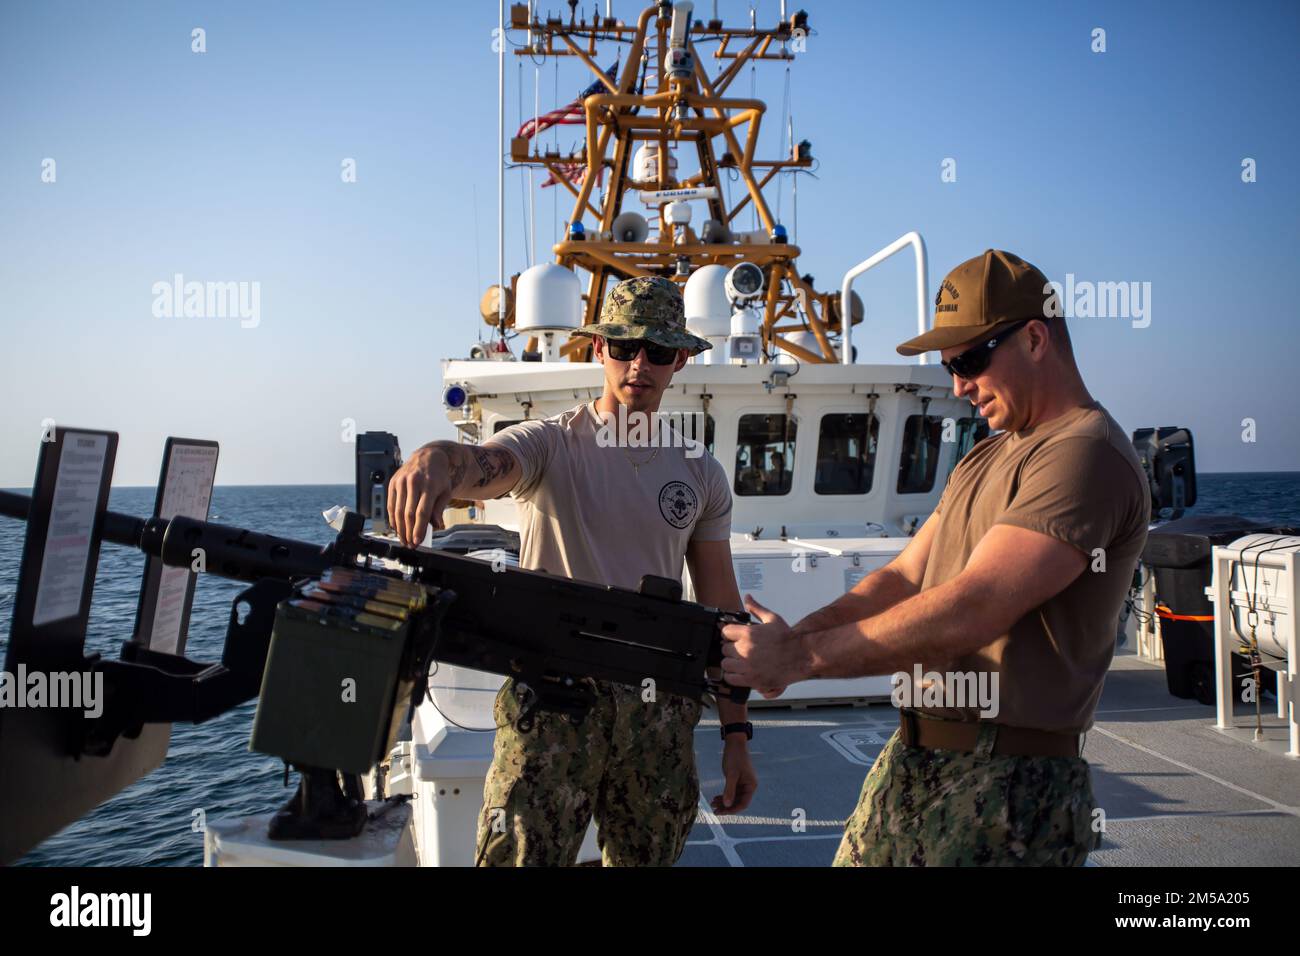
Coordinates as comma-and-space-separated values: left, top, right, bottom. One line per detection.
720, 250, 1150, 866
388, 274, 757, 866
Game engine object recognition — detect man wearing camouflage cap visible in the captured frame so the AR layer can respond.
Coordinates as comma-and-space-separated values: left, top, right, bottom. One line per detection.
388, 274, 757, 866
721, 250, 1150, 866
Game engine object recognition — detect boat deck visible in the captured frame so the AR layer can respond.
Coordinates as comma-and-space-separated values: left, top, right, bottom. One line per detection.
681, 646, 1300, 866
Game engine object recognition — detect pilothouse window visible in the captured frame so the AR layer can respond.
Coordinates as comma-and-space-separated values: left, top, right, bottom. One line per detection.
815, 414, 878, 495
661, 411, 714, 455
949, 416, 990, 475
735, 413, 796, 496
897, 414, 944, 494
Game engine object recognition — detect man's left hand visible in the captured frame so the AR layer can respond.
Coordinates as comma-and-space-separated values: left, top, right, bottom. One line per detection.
712, 738, 758, 816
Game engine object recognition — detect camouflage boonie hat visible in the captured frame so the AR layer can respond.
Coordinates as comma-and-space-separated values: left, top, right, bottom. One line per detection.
571, 275, 713, 355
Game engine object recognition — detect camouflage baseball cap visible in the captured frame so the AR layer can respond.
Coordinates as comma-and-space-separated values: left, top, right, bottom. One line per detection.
571, 275, 713, 355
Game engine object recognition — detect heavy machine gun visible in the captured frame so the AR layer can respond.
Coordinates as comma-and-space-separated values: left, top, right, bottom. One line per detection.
0, 428, 747, 861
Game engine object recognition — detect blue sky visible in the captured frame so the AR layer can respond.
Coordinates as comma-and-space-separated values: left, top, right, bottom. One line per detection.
2, 0, 1297, 487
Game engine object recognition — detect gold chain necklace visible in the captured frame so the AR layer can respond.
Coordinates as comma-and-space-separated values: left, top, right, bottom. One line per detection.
623, 445, 660, 474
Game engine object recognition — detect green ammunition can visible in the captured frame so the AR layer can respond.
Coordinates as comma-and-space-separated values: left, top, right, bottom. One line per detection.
251, 579, 421, 775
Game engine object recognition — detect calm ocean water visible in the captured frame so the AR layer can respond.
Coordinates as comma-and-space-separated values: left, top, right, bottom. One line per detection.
2, 474, 1299, 866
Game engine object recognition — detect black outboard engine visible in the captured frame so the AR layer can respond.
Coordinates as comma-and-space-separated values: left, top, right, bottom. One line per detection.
1131, 426, 1196, 520
356, 431, 402, 534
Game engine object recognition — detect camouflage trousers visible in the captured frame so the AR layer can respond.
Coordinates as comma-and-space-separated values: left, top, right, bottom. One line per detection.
834, 725, 1099, 867
474, 677, 703, 867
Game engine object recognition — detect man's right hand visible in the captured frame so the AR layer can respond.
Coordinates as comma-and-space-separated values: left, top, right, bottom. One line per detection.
386, 440, 520, 547
387, 443, 454, 547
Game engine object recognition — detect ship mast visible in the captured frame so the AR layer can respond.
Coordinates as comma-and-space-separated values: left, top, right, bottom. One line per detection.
503, 2, 851, 364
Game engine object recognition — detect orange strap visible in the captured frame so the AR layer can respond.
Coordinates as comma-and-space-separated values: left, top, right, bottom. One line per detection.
1156, 604, 1215, 622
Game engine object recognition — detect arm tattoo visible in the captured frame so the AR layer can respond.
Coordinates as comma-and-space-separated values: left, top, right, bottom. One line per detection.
472, 447, 515, 488
446, 455, 468, 492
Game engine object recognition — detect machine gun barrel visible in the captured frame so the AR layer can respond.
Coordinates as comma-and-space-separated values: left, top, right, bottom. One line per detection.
1, 488, 149, 553
0, 490, 332, 584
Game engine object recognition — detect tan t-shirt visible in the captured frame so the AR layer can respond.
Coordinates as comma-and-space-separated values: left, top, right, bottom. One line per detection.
484, 402, 733, 591
915, 400, 1150, 732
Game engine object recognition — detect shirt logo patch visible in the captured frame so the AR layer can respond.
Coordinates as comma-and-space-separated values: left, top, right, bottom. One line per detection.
658, 481, 699, 529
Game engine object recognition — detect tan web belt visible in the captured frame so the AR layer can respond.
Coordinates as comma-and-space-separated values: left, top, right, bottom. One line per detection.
898, 709, 1082, 759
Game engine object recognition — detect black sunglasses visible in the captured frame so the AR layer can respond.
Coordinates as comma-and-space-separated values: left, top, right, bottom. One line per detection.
604, 337, 680, 366
940, 319, 1032, 380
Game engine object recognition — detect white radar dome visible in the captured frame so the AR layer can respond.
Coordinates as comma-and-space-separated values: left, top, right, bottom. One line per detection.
633, 142, 677, 185
515, 263, 581, 332
776, 330, 836, 363
684, 264, 731, 338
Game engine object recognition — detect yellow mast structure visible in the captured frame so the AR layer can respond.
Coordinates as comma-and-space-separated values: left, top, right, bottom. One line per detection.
500, 2, 855, 364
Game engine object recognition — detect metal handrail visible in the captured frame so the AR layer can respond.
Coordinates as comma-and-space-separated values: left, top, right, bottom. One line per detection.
839, 231, 930, 365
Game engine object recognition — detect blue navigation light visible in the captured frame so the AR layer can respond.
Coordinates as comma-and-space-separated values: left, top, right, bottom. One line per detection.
444, 385, 467, 408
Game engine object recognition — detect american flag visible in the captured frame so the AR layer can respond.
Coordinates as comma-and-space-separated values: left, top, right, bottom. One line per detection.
539, 161, 603, 190
518, 64, 618, 188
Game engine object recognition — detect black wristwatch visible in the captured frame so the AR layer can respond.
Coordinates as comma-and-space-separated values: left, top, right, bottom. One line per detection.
721, 721, 753, 741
